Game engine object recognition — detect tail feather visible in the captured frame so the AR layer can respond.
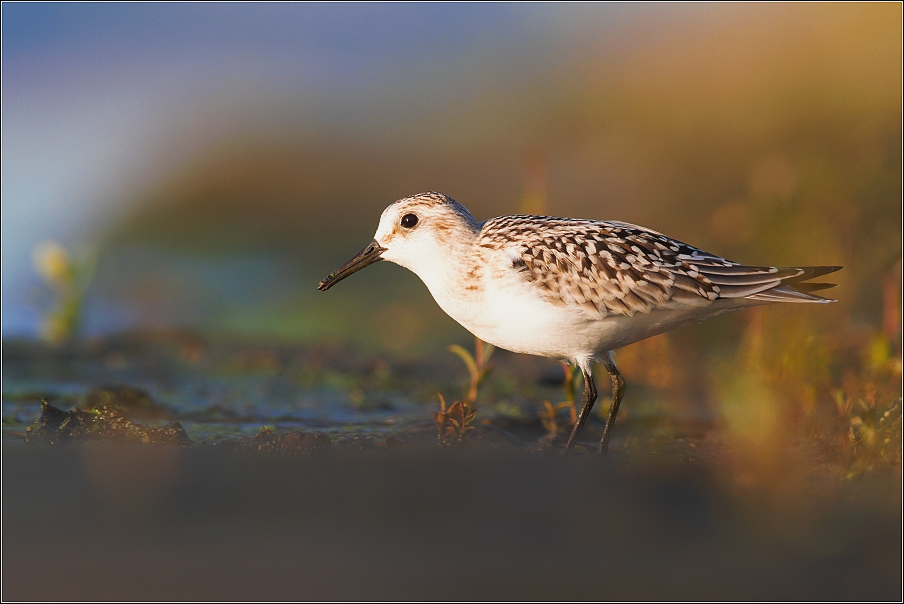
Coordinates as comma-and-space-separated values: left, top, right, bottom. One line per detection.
716, 281, 781, 298
746, 285, 834, 304
692, 264, 788, 276
783, 265, 844, 283
793, 282, 838, 293
742, 265, 842, 304
704, 269, 800, 287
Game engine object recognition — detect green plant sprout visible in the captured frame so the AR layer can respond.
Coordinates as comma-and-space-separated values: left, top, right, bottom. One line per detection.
434, 337, 494, 444
447, 337, 495, 406
32, 241, 96, 344
539, 361, 580, 437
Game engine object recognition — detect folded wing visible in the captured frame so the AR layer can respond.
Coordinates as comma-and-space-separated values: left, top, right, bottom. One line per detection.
479, 215, 842, 318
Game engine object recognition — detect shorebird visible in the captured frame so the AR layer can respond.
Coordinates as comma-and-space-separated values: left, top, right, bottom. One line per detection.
318, 192, 841, 454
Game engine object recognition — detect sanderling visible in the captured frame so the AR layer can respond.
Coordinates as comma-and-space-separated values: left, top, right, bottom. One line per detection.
318, 192, 841, 454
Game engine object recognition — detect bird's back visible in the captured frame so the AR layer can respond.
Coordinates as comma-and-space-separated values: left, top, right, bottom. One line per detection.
477, 214, 840, 315
463, 214, 841, 358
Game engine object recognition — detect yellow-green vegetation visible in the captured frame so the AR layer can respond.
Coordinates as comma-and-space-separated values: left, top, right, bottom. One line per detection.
538, 362, 580, 438
434, 337, 494, 444
447, 338, 495, 406
32, 241, 95, 344
707, 302, 902, 475
832, 332, 902, 474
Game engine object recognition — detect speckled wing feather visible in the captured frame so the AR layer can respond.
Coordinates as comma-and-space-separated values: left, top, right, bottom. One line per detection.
478, 215, 840, 317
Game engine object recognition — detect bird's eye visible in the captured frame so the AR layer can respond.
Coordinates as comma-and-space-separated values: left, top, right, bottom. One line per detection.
400, 214, 419, 229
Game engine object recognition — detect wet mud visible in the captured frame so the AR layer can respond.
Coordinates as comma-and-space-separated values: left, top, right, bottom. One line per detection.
34, 400, 191, 446
2, 332, 901, 600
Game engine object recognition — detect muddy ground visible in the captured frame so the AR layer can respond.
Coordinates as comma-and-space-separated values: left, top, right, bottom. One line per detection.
2, 332, 901, 600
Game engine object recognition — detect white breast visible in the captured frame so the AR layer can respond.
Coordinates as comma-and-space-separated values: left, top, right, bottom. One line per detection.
400, 237, 751, 364
410, 247, 609, 361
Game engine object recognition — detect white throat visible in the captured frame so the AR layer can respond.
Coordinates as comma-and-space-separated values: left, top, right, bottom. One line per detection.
384, 231, 482, 327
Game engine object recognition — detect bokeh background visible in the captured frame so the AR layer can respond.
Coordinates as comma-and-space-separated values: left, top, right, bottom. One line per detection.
2, 6, 901, 600
3, 4, 902, 466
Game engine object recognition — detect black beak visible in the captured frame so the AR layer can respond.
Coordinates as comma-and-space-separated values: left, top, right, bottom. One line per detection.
318, 240, 387, 291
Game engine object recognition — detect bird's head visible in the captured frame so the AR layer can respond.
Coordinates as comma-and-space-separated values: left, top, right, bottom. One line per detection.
317, 192, 479, 291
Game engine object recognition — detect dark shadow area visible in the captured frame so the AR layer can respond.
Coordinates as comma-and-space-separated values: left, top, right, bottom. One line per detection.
3, 443, 900, 601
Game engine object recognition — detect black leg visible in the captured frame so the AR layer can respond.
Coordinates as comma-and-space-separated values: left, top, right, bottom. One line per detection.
597, 352, 626, 455
564, 365, 597, 453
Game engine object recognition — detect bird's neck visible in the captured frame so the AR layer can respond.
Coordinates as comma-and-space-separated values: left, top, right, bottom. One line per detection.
403, 222, 484, 324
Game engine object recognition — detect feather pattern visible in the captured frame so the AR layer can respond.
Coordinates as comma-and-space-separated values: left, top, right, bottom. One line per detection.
477, 215, 841, 318
322, 190, 844, 455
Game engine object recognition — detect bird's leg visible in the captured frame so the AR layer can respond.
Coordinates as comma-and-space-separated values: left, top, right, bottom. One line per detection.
564, 364, 597, 454
597, 352, 626, 455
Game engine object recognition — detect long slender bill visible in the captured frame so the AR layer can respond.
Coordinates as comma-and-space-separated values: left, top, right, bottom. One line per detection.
318, 240, 387, 291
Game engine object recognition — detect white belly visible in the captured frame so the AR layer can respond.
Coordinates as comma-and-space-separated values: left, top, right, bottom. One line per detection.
408, 251, 748, 364
432, 273, 745, 363
463, 287, 606, 360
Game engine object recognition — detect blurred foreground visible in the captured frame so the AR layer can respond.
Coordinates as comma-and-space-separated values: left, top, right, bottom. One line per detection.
3, 331, 901, 600
4, 442, 900, 600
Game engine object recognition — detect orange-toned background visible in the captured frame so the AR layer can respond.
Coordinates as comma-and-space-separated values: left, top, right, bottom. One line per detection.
4, 4, 901, 465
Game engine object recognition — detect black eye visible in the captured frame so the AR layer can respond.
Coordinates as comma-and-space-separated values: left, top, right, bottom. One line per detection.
400, 214, 419, 228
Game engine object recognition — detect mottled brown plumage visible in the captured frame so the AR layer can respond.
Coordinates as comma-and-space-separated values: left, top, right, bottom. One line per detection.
319, 191, 842, 455
478, 214, 838, 317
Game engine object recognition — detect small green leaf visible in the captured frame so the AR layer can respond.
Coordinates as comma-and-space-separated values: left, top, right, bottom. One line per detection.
448, 344, 479, 380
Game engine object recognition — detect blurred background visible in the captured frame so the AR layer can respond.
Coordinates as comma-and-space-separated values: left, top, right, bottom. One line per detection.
2, 4, 901, 464
2, 6, 901, 599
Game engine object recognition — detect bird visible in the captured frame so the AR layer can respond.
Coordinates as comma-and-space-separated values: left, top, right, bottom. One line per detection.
318, 191, 841, 454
